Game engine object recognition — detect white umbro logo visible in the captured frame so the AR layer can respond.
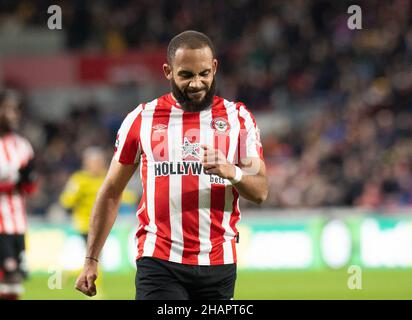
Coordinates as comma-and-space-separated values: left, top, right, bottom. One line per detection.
153, 124, 168, 132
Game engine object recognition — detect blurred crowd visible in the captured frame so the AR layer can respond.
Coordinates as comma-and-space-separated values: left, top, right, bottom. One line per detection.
19, 104, 119, 215
1, 0, 411, 212
263, 104, 412, 210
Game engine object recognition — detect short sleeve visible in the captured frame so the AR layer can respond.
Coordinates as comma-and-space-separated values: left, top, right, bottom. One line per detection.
24, 140, 34, 161
114, 105, 143, 165
238, 104, 264, 160
16, 136, 34, 166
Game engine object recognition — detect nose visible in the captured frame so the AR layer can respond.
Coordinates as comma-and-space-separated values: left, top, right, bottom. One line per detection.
188, 76, 203, 91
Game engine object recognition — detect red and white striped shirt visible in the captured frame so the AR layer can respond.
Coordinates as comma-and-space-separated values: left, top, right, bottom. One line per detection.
114, 94, 263, 265
0, 133, 34, 235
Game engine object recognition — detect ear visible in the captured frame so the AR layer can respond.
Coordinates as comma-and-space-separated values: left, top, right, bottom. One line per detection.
212, 59, 218, 75
163, 63, 173, 80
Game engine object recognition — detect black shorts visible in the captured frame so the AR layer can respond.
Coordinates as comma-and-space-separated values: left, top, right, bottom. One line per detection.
135, 257, 237, 300
0, 234, 27, 280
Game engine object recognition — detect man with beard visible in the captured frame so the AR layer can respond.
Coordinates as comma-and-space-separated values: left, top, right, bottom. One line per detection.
75, 30, 268, 300
0, 90, 37, 300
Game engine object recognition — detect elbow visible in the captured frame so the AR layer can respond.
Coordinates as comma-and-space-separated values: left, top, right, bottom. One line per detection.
252, 178, 269, 204
253, 189, 268, 205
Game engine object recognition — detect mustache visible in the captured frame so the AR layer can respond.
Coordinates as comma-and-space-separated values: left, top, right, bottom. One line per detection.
186, 88, 207, 93
171, 78, 216, 112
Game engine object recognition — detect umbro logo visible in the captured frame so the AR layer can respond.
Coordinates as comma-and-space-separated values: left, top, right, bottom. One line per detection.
153, 124, 168, 132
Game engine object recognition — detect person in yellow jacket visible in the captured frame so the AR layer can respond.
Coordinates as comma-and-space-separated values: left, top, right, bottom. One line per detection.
60, 147, 108, 240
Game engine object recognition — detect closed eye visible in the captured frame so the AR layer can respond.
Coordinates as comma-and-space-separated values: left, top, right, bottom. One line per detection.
200, 70, 210, 77
177, 69, 211, 79
178, 72, 194, 79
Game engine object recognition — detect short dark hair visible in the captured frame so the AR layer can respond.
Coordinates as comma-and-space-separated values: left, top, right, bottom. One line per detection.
167, 30, 215, 64
0, 89, 19, 106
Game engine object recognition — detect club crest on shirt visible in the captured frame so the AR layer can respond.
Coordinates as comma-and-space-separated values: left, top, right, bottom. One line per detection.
211, 117, 230, 134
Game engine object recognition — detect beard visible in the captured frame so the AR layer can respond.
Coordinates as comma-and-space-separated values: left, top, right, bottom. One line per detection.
0, 120, 15, 133
171, 78, 216, 112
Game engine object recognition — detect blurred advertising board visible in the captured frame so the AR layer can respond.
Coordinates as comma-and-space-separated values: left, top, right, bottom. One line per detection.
26, 212, 412, 274
237, 214, 412, 270
0, 50, 165, 89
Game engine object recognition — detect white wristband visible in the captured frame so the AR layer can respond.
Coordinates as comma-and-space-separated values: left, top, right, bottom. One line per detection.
229, 166, 243, 185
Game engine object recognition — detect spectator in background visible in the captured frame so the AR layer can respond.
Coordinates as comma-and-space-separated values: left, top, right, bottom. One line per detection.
60, 146, 108, 242
60, 146, 137, 238
0, 90, 37, 300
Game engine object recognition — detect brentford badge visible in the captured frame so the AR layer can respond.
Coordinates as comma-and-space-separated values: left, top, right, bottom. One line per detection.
211, 118, 230, 133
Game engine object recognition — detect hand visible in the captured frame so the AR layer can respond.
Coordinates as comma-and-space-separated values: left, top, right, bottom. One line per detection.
75, 260, 98, 297
201, 145, 236, 180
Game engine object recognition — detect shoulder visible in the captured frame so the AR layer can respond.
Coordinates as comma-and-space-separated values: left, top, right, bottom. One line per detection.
215, 97, 256, 119
234, 101, 254, 115
10, 133, 34, 156
117, 103, 146, 132
144, 94, 176, 112
212, 96, 238, 112
70, 171, 87, 181
70, 171, 100, 188
123, 94, 172, 119
214, 96, 252, 112
123, 104, 145, 120
12, 132, 32, 145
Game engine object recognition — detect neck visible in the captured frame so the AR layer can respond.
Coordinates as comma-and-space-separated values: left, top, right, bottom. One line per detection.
170, 93, 179, 104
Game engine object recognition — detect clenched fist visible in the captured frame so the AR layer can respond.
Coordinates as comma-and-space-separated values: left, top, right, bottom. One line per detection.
201, 145, 236, 180
75, 260, 98, 297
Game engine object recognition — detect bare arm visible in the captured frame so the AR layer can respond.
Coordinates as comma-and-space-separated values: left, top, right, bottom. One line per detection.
231, 157, 268, 204
75, 158, 137, 296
